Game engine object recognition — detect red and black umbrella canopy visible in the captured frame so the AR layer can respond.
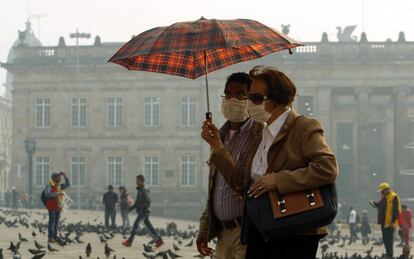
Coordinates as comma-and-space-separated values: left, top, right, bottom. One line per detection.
109, 18, 303, 117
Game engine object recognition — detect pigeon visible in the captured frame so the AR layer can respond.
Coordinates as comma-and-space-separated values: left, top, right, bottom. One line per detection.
18, 233, 28, 242
8, 241, 17, 253
143, 244, 154, 253
99, 235, 107, 243
104, 243, 114, 258
28, 249, 46, 255
185, 239, 194, 247
47, 243, 59, 252
364, 246, 373, 256
85, 243, 92, 257
31, 253, 46, 259
173, 243, 181, 252
167, 249, 182, 259
34, 240, 45, 250
320, 244, 329, 253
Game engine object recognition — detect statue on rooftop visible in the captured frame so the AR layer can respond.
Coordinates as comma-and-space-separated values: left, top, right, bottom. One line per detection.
281, 24, 290, 35
336, 25, 358, 42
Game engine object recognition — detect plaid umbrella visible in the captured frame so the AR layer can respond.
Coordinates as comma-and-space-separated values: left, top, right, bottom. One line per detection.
108, 18, 303, 118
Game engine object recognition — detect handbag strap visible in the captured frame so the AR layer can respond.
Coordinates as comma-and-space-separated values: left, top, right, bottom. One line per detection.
265, 115, 303, 176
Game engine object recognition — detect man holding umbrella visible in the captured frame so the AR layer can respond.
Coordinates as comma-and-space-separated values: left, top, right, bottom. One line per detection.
198, 72, 258, 258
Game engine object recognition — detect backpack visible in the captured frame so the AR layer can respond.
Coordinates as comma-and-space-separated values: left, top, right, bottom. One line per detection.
41, 189, 47, 207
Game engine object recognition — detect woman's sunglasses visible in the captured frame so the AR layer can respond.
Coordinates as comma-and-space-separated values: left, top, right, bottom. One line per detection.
248, 93, 268, 105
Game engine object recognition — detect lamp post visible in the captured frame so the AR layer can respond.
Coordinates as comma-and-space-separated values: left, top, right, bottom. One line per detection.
70, 29, 91, 209
24, 138, 35, 207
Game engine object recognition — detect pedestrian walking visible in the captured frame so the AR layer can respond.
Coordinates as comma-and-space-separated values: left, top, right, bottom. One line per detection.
103, 185, 118, 229
122, 175, 163, 248
198, 72, 254, 259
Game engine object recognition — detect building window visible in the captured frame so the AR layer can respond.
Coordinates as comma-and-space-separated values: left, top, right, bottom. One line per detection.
71, 156, 86, 186
144, 156, 159, 186
181, 97, 196, 127
144, 97, 160, 127
36, 98, 51, 128
107, 97, 123, 128
296, 96, 314, 116
36, 157, 50, 186
181, 156, 196, 186
107, 156, 122, 185
72, 98, 87, 127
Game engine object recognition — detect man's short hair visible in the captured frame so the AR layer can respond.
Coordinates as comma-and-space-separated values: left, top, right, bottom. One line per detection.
402, 204, 408, 210
136, 175, 145, 181
225, 72, 252, 91
108, 185, 113, 190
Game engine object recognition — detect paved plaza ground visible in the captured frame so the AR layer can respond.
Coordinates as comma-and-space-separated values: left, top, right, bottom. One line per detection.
0, 208, 409, 258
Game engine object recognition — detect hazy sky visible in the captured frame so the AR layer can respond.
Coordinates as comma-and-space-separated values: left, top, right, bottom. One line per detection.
1, 0, 414, 96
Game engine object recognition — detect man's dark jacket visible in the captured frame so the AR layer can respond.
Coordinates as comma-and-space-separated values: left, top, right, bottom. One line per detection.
129, 187, 151, 213
103, 191, 118, 210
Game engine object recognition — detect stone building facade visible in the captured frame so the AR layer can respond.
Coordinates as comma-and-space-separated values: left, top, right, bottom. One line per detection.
2, 29, 414, 218
0, 97, 12, 201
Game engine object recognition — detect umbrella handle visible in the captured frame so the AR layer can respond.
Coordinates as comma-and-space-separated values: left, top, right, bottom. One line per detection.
205, 112, 212, 121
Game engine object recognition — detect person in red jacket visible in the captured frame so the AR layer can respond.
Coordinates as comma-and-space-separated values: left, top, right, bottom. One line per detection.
398, 204, 412, 246
44, 171, 70, 243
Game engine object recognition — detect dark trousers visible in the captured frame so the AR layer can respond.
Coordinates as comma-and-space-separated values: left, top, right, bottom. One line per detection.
349, 223, 358, 240
382, 227, 394, 257
128, 212, 161, 243
48, 211, 60, 239
246, 224, 321, 259
105, 208, 116, 228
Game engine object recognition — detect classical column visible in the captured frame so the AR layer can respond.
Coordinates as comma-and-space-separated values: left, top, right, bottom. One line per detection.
355, 88, 372, 188
316, 86, 333, 142
393, 87, 411, 193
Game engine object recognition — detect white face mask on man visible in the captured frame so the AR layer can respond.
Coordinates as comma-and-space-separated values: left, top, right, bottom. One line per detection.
247, 100, 272, 123
221, 98, 249, 122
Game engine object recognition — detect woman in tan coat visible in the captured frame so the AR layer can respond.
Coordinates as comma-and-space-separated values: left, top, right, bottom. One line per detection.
244, 66, 339, 258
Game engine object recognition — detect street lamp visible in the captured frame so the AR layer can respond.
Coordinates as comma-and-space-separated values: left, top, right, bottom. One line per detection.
70, 29, 91, 209
24, 138, 35, 207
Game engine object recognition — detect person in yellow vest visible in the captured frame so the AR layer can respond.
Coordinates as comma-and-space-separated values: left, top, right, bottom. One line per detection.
369, 182, 401, 259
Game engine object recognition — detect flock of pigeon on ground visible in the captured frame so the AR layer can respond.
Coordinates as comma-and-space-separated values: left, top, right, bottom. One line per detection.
0, 208, 203, 259
0, 208, 412, 259
318, 229, 412, 259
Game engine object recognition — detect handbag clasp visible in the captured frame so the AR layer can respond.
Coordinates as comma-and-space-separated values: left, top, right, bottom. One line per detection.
277, 199, 287, 213
306, 192, 316, 206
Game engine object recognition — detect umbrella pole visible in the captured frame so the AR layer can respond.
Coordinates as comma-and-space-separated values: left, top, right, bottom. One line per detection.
204, 50, 212, 121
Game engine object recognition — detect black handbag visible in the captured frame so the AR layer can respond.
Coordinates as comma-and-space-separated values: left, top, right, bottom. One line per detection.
246, 116, 337, 240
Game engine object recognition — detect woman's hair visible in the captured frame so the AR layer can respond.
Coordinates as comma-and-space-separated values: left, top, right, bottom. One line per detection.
249, 66, 296, 106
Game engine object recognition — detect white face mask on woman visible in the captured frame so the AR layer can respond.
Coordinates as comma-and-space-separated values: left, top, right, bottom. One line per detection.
221, 98, 249, 122
247, 100, 272, 123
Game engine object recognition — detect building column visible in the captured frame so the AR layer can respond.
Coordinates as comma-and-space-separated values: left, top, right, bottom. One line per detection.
393, 87, 411, 194
316, 86, 333, 142
355, 88, 372, 188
